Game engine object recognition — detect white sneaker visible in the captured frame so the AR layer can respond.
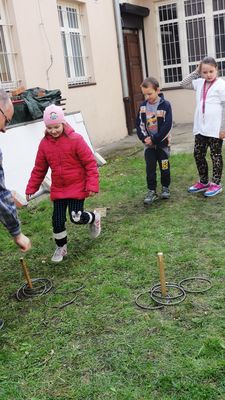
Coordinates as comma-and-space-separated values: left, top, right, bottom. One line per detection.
89, 210, 101, 238
51, 244, 67, 263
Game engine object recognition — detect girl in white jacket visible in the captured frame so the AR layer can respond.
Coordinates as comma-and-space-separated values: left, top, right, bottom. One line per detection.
180, 56, 225, 197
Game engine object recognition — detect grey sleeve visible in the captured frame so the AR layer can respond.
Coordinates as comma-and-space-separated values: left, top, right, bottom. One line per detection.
180, 70, 201, 89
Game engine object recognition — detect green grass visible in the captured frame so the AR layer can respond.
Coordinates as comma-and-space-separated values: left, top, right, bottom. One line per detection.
1, 147, 225, 399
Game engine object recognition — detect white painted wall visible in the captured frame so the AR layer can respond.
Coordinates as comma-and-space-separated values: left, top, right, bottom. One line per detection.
8, 0, 127, 147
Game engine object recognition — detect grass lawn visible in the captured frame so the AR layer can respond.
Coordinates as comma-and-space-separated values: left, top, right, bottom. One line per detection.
1, 146, 225, 400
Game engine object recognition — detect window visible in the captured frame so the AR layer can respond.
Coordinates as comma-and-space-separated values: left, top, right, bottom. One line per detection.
213, 0, 225, 76
0, 0, 17, 90
184, 0, 207, 68
158, 3, 182, 84
57, 2, 93, 86
157, 0, 225, 86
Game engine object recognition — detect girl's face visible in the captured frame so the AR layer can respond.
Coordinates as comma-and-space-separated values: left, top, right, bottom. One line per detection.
46, 123, 64, 138
200, 63, 218, 82
141, 85, 160, 104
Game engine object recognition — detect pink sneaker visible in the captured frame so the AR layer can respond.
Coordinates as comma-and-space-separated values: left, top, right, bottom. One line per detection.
188, 181, 210, 193
204, 183, 222, 197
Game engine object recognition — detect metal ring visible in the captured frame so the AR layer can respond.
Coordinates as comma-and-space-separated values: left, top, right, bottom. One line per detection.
179, 277, 212, 293
150, 283, 186, 306
135, 291, 164, 310
16, 278, 53, 301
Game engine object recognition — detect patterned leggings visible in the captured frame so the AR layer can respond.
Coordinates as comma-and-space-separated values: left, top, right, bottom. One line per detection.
194, 134, 223, 185
52, 199, 95, 246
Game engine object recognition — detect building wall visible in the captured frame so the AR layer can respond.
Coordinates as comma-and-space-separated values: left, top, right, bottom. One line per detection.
122, 0, 196, 124
9, 0, 127, 147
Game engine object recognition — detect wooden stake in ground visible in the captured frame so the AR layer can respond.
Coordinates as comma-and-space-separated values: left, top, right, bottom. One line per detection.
20, 258, 33, 289
157, 252, 167, 297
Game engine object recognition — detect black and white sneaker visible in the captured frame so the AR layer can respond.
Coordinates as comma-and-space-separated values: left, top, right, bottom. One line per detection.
143, 190, 158, 205
161, 186, 170, 199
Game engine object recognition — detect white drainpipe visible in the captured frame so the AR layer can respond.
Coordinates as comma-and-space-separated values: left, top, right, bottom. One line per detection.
113, 0, 129, 98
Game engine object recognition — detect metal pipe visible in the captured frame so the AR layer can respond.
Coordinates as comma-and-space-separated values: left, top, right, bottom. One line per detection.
113, 0, 129, 97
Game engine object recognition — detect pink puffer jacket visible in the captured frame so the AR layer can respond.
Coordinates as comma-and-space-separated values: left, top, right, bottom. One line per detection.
26, 124, 99, 200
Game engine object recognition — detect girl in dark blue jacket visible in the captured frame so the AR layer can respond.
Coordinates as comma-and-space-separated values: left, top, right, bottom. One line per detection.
136, 77, 173, 205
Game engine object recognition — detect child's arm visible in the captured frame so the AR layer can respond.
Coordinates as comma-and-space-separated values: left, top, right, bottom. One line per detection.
180, 68, 201, 89
136, 104, 149, 143
26, 143, 49, 197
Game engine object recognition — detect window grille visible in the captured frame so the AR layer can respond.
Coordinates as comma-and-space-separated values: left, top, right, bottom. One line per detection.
57, 3, 92, 86
0, 1, 18, 90
184, 0, 207, 71
158, 3, 182, 84
213, 0, 225, 76
157, 1, 225, 85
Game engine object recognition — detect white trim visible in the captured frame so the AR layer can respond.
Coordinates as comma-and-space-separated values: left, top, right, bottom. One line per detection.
138, 29, 147, 78
53, 230, 67, 240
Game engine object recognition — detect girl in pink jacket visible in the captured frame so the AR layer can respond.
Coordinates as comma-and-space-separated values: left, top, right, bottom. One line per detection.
26, 104, 101, 263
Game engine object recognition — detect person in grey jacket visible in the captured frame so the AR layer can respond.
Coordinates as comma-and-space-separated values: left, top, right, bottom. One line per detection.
0, 89, 31, 329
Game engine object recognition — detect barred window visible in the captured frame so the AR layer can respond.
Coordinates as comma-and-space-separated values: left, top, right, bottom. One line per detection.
184, 0, 207, 71
157, 1, 225, 86
0, 0, 17, 90
213, 0, 225, 76
57, 3, 93, 86
158, 3, 182, 84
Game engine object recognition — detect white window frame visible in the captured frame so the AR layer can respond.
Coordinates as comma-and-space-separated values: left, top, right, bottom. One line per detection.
57, 1, 92, 86
0, 0, 17, 90
212, 1, 225, 76
156, 0, 224, 87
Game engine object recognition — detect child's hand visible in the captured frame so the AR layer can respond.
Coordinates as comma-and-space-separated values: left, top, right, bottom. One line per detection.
144, 137, 152, 145
196, 62, 201, 73
26, 194, 33, 201
219, 131, 225, 139
88, 191, 97, 197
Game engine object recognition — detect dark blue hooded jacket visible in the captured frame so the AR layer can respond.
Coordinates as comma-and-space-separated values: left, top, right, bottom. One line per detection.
136, 93, 172, 147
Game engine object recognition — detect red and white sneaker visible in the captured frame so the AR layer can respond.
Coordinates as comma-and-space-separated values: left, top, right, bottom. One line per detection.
51, 244, 67, 262
90, 211, 101, 239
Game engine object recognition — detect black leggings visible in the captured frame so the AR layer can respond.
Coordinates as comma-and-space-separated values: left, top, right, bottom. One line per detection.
194, 134, 223, 185
52, 199, 94, 246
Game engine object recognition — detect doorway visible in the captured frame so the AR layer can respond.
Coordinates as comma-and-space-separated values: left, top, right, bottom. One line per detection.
123, 30, 144, 130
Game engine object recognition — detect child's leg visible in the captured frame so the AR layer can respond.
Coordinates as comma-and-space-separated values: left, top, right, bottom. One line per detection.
157, 146, 170, 188
144, 147, 157, 190
194, 134, 209, 183
52, 199, 68, 246
68, 199, 94, 225
52, 199, 68, 262
68, 199, 101, 238
209, 137, 223, 184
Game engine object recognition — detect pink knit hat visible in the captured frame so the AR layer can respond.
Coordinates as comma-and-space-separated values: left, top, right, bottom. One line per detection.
43, 104, 66, 126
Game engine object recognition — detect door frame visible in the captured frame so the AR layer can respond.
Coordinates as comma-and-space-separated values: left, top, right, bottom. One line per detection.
120, 3, 149, 133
